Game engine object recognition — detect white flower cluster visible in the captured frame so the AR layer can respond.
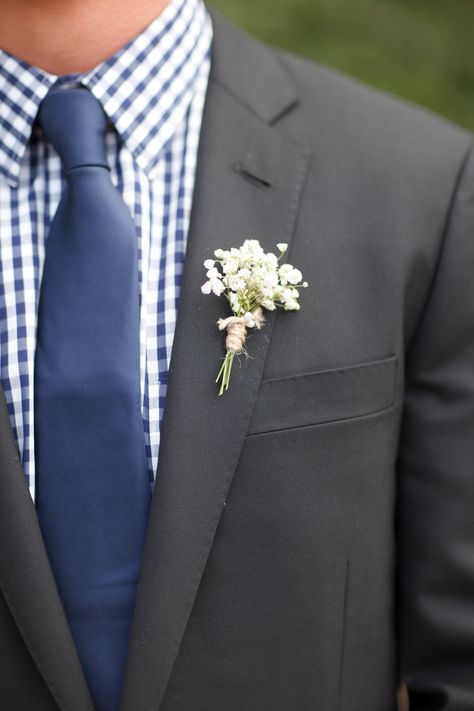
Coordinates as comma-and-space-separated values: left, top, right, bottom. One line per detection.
201, 239, 308, 315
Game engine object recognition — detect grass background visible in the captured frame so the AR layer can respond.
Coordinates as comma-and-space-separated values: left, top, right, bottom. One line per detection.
210, 0, 474, 133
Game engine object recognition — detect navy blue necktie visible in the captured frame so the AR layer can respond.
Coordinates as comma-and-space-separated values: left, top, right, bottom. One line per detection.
34, 88, 151, 711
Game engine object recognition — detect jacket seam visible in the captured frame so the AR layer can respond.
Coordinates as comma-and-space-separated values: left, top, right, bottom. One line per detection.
406, 139, 474, 358
246, 400, 400, 438
260, 354, 397, 387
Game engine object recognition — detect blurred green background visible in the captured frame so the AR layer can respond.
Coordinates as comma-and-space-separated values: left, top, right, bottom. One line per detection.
210, 0, 474, 132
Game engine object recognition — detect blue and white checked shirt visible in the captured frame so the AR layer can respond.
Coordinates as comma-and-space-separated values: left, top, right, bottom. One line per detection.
0, 0, 212, 499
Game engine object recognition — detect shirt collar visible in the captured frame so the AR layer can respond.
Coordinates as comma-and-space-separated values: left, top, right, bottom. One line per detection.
0, 0, 212, 186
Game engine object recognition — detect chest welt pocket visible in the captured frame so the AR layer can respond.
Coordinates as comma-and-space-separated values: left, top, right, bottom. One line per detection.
248, 355, 398, 436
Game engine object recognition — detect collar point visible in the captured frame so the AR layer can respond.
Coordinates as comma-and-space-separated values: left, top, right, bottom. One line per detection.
0, 168, 21, 189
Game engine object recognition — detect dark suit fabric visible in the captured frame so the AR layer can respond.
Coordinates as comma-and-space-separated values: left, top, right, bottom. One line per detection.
0, 8, 473, 711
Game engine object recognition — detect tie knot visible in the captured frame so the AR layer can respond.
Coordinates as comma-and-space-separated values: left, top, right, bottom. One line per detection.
38, 88, 109, 173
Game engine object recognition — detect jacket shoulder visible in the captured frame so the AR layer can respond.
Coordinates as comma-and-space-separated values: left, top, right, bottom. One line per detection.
209, 7, 472, 184
274, 47, 472, 162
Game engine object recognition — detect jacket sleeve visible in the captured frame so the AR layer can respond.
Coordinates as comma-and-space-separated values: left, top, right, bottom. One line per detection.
398, 140, 474, 710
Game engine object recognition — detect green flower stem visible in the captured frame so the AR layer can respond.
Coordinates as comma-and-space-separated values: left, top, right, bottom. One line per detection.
216, 348, 236, 396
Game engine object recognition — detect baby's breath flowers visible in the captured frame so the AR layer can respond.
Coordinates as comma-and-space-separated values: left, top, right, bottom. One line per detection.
201, 239, 308, 395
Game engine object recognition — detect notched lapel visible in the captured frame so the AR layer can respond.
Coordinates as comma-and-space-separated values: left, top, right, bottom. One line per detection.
121, 25, 311, 711
0, 390, 94, 711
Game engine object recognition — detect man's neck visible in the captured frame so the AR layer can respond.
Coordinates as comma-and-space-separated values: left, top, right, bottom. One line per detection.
0, 0, 171, 74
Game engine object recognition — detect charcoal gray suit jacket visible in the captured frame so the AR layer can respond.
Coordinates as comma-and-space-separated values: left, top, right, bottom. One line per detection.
1, 8, 473, 711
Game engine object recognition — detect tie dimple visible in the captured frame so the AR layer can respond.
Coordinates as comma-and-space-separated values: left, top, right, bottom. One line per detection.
38, 88, 109, 172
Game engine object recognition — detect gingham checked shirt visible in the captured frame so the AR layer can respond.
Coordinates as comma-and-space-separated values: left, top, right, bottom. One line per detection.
0, 0, 212, 499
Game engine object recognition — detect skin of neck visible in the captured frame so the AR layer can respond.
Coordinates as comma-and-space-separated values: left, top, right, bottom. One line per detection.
0, 0, 171, 74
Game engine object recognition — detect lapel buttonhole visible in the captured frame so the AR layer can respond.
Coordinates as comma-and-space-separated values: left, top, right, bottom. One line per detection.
232, 161, 274, 189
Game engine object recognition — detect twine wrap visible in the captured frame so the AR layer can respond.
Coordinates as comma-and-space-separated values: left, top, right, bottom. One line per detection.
217, 306, 265, 354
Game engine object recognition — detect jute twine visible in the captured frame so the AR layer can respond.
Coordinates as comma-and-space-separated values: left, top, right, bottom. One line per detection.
217, 306, 265, 354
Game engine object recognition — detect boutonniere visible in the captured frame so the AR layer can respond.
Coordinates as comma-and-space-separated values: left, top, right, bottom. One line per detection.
201, 239, 308, 395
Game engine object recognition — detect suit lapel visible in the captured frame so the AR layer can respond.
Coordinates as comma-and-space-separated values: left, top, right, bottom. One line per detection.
120, 10, 311, 711
0, 389, 95, 711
